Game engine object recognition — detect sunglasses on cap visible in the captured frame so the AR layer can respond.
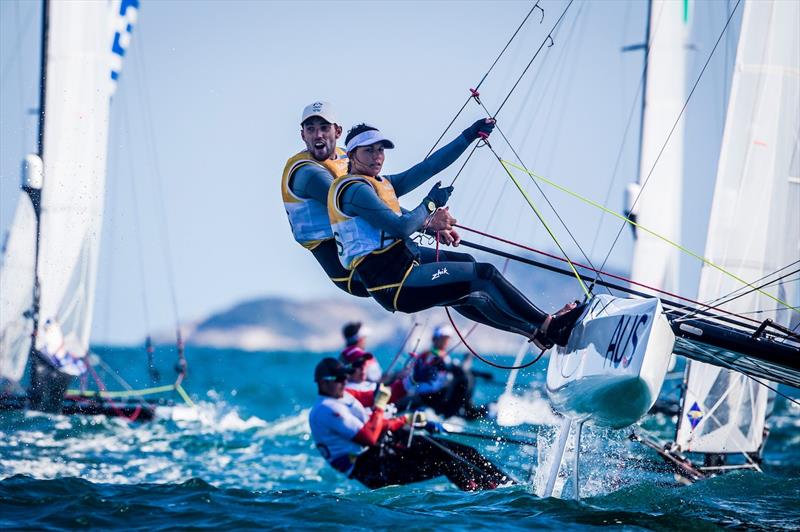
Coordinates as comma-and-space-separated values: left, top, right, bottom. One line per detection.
319, 375, 347, 383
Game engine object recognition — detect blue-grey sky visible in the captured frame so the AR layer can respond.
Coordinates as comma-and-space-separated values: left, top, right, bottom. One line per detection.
0, 0, 740, 345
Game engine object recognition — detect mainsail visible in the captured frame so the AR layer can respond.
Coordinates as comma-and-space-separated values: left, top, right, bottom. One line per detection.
627, 0, 691, 294
0, 0, 138, 385
675, 0, 800, 455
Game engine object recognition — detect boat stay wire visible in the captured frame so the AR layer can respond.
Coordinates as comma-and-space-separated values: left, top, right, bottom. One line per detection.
424, 0, 544, 160
500, 159, 799, 313
455, 224, 800, 339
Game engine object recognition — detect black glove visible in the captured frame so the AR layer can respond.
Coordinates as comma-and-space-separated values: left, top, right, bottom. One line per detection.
424, 182, 453, 209
462, 118, 496, 142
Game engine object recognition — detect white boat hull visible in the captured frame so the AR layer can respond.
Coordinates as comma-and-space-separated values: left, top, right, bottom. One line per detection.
546, 295, 675, 428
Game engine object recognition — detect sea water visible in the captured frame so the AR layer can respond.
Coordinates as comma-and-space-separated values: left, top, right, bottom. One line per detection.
1, 346, 798, 530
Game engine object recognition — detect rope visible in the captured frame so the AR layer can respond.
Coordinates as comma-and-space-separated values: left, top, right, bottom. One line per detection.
424, 0, 543, 159
446, 307, 546, 370
500, 159, 799, 313
486, 143, 590, 296
493, 0, 575, 118
453, 229, 772, 331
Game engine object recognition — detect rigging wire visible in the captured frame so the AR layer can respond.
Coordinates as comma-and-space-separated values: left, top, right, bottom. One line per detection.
589, 1, 667, 258
120, 90, 154, 339
424, 0, 544, 159
592, 0, 743, 293
453, 225, 794, 335
670, 263, 800, 324
132, 28, 188, 373
500, 158, 798, 313
683, 342, 800, 408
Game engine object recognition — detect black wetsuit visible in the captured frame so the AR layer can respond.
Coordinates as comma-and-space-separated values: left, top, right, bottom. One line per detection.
309, 238, 370, 297
349, 430, 510, 491
350, 232, 548, 338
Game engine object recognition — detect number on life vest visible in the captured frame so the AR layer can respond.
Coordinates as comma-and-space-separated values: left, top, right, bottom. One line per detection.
333, 231, 344, 256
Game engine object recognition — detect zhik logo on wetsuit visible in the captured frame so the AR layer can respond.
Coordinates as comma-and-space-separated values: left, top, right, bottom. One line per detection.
431, 268, 449, 281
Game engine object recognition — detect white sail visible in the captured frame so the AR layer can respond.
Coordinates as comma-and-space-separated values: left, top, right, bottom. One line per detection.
627, 0, 691, 294
676, 0, 800, 455
0, 0, 138, 382
35, 0, 138, 360
0, 157, 41, 382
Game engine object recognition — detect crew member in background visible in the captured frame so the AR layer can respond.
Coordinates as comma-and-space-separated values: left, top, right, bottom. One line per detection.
281, 102, 368, 296
308, 358, 511, 491
340, 322, 382, 383
402, 325, 486, 419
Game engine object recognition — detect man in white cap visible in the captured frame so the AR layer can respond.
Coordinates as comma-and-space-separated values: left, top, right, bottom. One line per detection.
280, 101, 369, 296
402, 324, 487, 419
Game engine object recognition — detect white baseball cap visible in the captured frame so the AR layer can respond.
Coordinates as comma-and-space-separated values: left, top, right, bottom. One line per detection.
301, 101, 338, 125
345, 127, 395, 153
433, 324, 455, 338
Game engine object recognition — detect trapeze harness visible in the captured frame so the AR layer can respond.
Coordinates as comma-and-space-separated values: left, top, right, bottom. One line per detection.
328, 173, 549, 338
281, 148, 368, 296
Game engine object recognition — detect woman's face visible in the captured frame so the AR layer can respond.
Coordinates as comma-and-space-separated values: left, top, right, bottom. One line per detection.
350, 143, 385, 176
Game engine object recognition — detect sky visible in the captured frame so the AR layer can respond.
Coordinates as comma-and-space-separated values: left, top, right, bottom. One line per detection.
0, 0, 742, 345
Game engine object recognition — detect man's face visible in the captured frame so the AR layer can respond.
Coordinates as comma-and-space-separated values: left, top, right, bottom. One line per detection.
348, 358, 368, 383
433, 336, 450, 351
301, 117, 342, 161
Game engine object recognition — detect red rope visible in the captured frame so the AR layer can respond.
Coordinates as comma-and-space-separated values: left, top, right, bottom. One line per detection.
436, 234, 546, 370
86, 364, 141, 421
455, 223, 761, 326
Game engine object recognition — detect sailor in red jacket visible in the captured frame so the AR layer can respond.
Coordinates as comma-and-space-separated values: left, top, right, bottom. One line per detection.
340, 322, 382, 383
308, 357, 511, 491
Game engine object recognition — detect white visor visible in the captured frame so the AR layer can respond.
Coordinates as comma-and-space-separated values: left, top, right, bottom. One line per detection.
345, 129, 395, 153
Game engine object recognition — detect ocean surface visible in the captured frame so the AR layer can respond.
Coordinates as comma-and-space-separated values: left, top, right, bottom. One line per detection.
1, 346, 798, 530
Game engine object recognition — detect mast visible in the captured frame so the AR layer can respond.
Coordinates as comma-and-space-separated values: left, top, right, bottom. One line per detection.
626, 0, 691, 296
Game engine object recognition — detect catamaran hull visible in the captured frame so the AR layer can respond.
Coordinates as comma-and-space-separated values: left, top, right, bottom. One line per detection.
546, 295, 675, 428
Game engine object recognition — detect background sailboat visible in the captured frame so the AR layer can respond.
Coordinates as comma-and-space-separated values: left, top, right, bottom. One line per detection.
0, 0, 172, 418
670, 0, 800, 470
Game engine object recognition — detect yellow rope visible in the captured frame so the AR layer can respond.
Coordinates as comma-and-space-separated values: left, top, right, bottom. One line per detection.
501, 159, 799, 313
175, 383, 195, 407
498, 159, 590, 297
66, 381, 196, 407
67, 384, 176, 399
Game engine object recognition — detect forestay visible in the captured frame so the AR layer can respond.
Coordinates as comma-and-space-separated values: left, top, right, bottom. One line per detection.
675, 0, 800, 455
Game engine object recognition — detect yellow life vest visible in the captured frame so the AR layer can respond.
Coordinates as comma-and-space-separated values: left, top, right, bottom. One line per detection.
328, 174, 402, 269
281, 148, 348, 250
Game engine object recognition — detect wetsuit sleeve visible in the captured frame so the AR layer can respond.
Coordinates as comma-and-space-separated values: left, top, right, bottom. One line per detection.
386, 134, 469, 196
289, 163, 334, 204
340, 182, 429, 238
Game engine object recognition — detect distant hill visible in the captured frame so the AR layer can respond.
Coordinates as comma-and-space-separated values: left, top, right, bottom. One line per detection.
180, 252, 618, 353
